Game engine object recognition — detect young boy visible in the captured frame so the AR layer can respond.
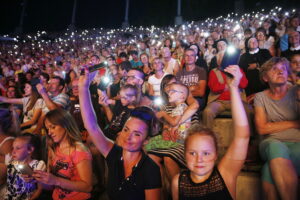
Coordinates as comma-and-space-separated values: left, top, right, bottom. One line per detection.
156, 83, 191, 143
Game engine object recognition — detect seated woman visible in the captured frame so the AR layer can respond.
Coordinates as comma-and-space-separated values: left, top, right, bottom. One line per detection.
78, 67, 162, 200
32, 109, 93, 200
254, 57, 299, 200
0, 80, 43, 133
172, 65, 250, 200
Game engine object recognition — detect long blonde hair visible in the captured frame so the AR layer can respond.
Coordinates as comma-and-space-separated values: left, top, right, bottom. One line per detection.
44, 109, 82, 152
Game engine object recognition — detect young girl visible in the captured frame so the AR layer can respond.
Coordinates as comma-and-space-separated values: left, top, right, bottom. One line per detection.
172, 65, 250, 200
32, 109, 93, 200
5, 133, 46, 200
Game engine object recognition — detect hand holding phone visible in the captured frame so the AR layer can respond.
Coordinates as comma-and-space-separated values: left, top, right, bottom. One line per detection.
17, 164, 33, 176
220, 46, 241, 78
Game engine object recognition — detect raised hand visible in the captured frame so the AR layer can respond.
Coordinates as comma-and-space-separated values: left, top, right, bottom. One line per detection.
78, 66, 98, 89
224, 65, 242, 88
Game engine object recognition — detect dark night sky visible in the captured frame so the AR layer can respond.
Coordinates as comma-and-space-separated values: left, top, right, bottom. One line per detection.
1, 0, 299, 34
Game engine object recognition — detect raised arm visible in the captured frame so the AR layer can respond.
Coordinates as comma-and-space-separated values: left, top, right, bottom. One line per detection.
78, 68, 113, 157
0, 96, 23, 105
36, 84, 61, 110
218, 65, 250, 195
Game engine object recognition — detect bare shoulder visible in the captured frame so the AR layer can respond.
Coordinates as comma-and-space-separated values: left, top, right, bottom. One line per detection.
74, 142, 90, 153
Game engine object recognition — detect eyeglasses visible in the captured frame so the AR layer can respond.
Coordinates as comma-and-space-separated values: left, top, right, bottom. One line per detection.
125, 76, 143, 81
166, 89, 184, 95
120, 93, 135, 100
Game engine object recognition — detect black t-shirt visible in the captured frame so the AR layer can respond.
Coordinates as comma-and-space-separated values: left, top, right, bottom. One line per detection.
105, 144, 162, 200
104, 100, 132, 140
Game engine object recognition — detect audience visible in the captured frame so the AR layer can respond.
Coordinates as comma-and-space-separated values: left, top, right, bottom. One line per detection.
0, 6, 299, 199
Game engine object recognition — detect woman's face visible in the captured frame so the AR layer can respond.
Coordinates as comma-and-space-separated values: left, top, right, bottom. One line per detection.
185, 134, 217, 177
290, 55, 300, 73
217, 41, 227, 52
206, 37, 214, 46
140, 55, 149, 64
263, 62, 288, 85
45, 119, 67, 144
120, 88, 137, 106
118, 117, 148, 152
256, 31, 265, 41
248, 38, 258, 50
24, 83, 32, 96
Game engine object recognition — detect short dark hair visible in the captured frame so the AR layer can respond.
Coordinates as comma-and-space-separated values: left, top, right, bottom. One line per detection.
119, 61, 132, 72
52, 76, 65, 87
119, 52, 128, 58
129, 68, 145, 80
40, 72, 50, 82
129, 106, 159, 137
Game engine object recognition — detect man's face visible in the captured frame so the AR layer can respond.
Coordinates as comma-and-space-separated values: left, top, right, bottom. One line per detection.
90, 56, 100, 65
126, 70, 143, 86
289, 32, 300, 47
49, 78, 62, 94
184, 50, 196, 65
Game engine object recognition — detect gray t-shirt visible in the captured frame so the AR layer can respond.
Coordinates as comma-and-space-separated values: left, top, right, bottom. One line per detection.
254, 86, 300, 142
176, 66, 207, 87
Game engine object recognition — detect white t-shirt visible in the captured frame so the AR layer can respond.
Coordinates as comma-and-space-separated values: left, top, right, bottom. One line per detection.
22, 97, 44, 123
148, 72, 169, 96
163, 58, 178, 75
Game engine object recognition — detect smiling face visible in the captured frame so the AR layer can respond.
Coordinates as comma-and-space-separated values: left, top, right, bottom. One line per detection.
185, 134, 217, 178
45, 119, 67, 144
24, 83, 32, 97
184, 50, 197, 65
118, 117, 148, 152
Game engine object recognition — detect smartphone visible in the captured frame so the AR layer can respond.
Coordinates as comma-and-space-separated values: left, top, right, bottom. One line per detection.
220, 47, 241, 77
17, 164, 33, 175
80, 62, 107, 75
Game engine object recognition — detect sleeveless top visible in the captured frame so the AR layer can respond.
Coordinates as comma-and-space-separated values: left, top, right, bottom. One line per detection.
179, 168, 233, 200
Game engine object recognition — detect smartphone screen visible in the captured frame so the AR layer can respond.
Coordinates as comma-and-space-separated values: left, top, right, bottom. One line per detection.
220, 47, 241, 71
17, 164, 33, 175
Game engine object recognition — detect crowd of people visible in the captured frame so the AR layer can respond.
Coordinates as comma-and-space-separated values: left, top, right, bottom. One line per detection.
0, 6, 299, 200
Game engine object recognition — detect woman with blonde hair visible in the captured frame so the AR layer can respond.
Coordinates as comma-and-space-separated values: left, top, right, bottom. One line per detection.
33, 109, 93, 200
